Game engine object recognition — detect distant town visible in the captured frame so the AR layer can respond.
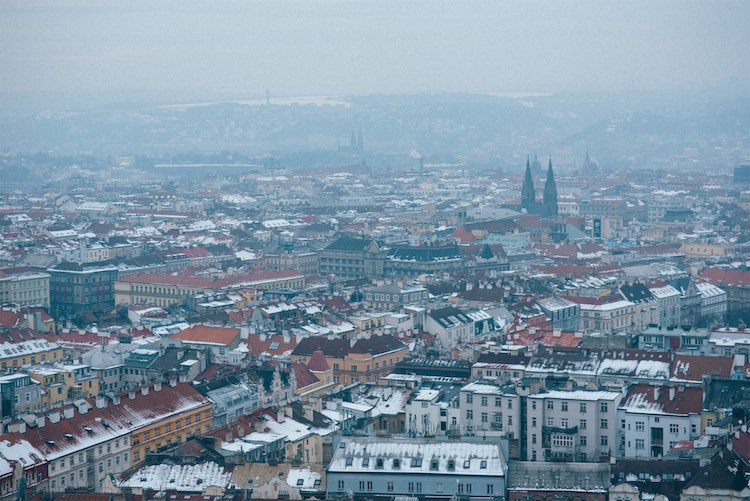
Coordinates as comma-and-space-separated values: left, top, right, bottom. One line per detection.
2, 118, 750, 500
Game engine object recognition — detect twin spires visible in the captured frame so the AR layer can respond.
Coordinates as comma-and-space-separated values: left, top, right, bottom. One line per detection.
520, 155, 558, 216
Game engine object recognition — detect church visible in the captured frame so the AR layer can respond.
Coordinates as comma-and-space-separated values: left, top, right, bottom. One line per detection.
520, 155, 558, 217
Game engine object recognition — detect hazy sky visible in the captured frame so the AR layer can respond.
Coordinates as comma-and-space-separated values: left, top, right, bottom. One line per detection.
2, 0, 749, 105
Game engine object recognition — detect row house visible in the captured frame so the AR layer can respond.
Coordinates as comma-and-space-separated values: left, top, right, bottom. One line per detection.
27, 364, 99, 407
459, 382, 521, 439
526, 390, 622, 463
114, 269, 304, 309
572, 296, 637, 333
404, 382, 461, 437
47, 261, 119, 318
695, 281, 728, 325
327, 437, 507, 500
0, 267, 50, 309
291, 334, 408, 385
0, 337, 62, 373
617, 384, 702, 459
0, 374, 42, 419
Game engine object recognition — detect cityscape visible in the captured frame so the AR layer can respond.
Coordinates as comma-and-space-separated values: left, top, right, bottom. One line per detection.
2, 2, 750, 501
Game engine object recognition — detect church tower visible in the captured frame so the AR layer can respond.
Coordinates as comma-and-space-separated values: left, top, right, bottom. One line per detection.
521, 156, 536, 211
543, 157, 558, 216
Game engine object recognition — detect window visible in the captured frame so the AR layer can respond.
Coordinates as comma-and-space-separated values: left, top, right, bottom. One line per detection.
481, 412, 488, 423
345, 457, 353, 466
547, 417, 554, 427
358, 481, 365, 491
561, 401, 568, 412
532, 417, 537, 428
580, 419, 587, 429
387, 482, 394, 492
350, 365, 357, 372
367, 481, 372, 491
466, 410, 473, 420
561, 418, 568, 428
410, 457, 422, 467
670, 424, 679, 434
507, 399, 513, 409
601, 419, 608, 429
635, 438, 645, 449
636, 421, 644, 431
547, 400, 554, 410
600, 402, 608, 413
408, 482, 414, 492
495, 397, 502, 407
393, 459, 401, 469
447, 459, 455, 471
532, 400, 537, 410
532, 434, 537, 444
601, 436, 608, 446
466, 393, 473, 404
337, 481, 344, 490
376, 458, 384, 469
487, 484, 494, 495
580, 435, 587, 446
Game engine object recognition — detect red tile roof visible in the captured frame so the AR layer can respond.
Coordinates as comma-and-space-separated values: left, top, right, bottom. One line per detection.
671, 354, 733, 382
170, 325, 240, 347
293, 362, 321, 389
622, 383, 703, 415
701, 267, 750, 287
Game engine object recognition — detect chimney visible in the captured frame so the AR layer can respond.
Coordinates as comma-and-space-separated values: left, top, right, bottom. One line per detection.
154, 381, 162, 392
63, 407, 75, 419
48, 411, 61, 424
128, 388, 136, 400
141, 385, 149, 396
36, 416, 46, 428
96, 395, 108, 409
18, 421, 27, 434
179, 372, 187, 383
654, 386, 660, 401
669, 386, 676, 401
169, 375, 178, 387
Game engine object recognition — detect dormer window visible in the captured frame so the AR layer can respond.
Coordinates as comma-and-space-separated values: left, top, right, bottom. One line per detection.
430, 459, 439, 471
345, 457, 353, 466
480, 460, 487, 469
393, 459, 401, 469
447, 459, 455, 471
376, 458, 384, 469
463, 460, 471, 469
410, 458, 422, 468
362, 457, 369, 467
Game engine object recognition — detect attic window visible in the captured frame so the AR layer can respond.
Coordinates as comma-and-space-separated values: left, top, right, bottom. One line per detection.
296, 479, 304, 486
480, 460, 487, 469
410, 458, 422, 468
64, 433, 74, 441
430, 459, 439, 471
447, 459, 455, 471
362, 457, 369, 467
376, 458, 384, 469
269, 342, 280, 350
345, 457, 353, 466
463, 460, 471, 469
393, 459, 401, 469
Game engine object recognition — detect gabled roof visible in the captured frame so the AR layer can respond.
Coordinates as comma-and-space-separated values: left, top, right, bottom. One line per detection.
671, 354, 733, 382
683, 449, 750, 493
620, 282, 655, 303
351, 334, 407, 356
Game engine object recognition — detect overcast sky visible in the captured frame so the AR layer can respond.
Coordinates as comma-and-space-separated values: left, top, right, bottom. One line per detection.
2, 0, 749, 105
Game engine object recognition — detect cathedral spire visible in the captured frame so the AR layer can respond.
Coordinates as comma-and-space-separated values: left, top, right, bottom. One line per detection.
521, 156, 536, 210
543, 157, 558, 216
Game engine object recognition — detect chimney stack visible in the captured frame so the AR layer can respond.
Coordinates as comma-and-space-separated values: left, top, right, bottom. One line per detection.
669, 386, 676, 401
96, 395, 108, 409
129, 388, 136, 400
48, 411, 61, 424
141, 385, 149, 396
154, 381, 162, 392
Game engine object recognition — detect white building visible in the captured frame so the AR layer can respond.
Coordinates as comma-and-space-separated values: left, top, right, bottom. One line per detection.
459, 382, 520, 438
526, 390, 622, 463
649, 283, 682, 328
617, 384, 702, 459
696, 282, 727, 325
578, 298, 637, 333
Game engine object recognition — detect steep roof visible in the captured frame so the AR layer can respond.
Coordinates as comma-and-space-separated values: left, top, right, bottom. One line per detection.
351, 334, 407, 356
306, 349, 330, 372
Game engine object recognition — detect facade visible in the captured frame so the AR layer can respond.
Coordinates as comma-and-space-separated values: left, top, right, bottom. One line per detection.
459, 381, 521, 438
27, 364, 99, 408
0, 267, 50, 309
114, 270, 304, 308
327, 436, 507, 500
318, 238, 385, 279
617, 384, 702, 459
526, 390, 621, 463
363, 284, 429, 310
576, 297, 637, 333
695, 282, 728, 325
48, 261, 119, 318
537, 296, 580, 332
425, 306, 475, 350
0, 338, 62, 372
508, 461, 610, 501
0, 374, 42, 419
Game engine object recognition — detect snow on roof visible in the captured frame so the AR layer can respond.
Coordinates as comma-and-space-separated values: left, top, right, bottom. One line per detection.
413, 388, 440, 401
461, 382, 508, 395
330, 438, 505, 476
530, 390, 621, 401
286, 468, 321, 490
696, 281, 725, 299
120, 462, 231, 491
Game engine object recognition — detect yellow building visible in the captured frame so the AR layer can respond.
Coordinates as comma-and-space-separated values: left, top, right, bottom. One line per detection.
127, 382, 213, 463
0, 338, 62, 371
28, 363, 99, 407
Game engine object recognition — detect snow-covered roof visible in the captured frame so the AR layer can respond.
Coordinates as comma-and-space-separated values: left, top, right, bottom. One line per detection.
330, 438, 506, 476
529, 390, 621, 402
120, 462, 231, 491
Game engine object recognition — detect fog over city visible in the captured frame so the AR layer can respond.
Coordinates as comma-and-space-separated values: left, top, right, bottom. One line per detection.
2, 3, 750, 501
2, 0, 748, 107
